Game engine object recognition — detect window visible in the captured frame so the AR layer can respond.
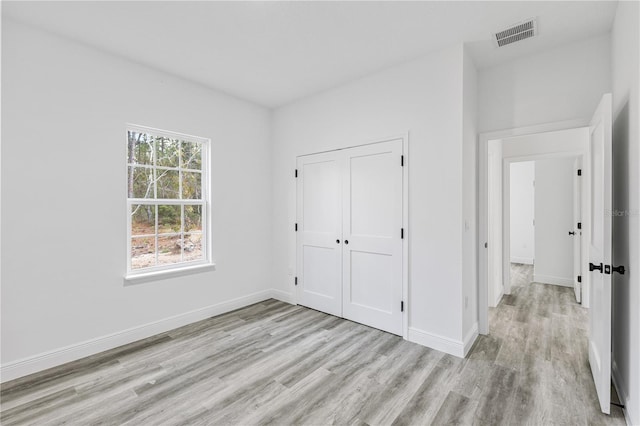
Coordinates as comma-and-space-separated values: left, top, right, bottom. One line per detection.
126, 124, 211, 277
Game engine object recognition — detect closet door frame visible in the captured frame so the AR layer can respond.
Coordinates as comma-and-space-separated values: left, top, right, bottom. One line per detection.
295, 134, 409, 340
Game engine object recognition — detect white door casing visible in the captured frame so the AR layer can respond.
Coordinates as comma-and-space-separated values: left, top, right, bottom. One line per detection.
588, 93, 613, 415
296, 151, 343, 317
342, 141, 404, 335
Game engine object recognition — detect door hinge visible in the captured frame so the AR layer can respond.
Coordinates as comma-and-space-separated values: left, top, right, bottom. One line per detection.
401, 228, 404, 239
295, 169, 298, 178
577, 169, 582, 176
294, 276, 298, 286
295, 223, 298, 232
577, 275, 582, 283
577, 222, 582, 229
401, 301, 404, 312
401, 155, 404, 167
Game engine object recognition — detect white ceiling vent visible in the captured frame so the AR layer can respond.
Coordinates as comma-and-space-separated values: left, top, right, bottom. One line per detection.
493, 18, 538, 48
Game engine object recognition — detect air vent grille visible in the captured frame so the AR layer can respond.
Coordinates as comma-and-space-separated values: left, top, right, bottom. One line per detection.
494, 18, 537, 47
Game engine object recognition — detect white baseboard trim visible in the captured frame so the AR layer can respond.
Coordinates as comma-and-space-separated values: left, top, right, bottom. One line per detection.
269, 289, 295, 304
0, 289, 277, 383
463, 323, 479, 357
612, 359, 636, 426
510, 257, 534, 265
533, 274, 573, 287
489, 289, 504, 308
408, 327, 465, 358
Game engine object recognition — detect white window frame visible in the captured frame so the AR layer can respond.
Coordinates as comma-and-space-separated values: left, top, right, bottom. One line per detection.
125, 124, 213, 282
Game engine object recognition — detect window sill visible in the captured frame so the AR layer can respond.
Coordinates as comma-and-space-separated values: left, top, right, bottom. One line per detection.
124, 262, 216, 285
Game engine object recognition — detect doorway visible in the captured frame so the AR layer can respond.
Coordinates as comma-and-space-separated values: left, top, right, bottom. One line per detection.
479, 123, 592, 333
478, 93, 614, 415
508, 157, 581, 295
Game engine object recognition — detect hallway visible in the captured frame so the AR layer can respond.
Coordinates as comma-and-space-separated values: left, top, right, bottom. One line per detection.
480, 263, 625, 424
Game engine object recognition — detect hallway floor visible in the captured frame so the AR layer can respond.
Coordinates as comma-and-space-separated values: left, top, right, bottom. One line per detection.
483, 263, 626, 424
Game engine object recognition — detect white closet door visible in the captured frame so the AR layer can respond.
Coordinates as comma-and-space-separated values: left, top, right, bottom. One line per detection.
342, 140, 403, 335
296, 151, 343, 317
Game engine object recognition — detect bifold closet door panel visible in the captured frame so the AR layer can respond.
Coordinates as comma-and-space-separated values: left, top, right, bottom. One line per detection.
296, 151, 343, 317
342, 140, 403, 335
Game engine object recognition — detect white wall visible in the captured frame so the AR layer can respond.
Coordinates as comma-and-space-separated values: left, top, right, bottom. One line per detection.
462, 48, 478, 341
479, 34, 611, 133
533, 158, 575, 287
611, 2, 640, 424
272, 45, 475, 356
509, 162, 535, 265
502, 128, 588, 159
1, 20, 273, 378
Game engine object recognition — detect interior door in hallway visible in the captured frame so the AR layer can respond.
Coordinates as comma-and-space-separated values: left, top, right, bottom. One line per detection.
588, 93, 613, 415
342, 140, 403, 335
296, 151, 343, 317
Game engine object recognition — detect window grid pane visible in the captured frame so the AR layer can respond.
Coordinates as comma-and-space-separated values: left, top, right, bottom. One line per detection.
127, 126, 208, 274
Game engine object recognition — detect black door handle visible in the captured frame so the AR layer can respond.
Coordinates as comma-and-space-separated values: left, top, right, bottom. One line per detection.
568, 231, 576, 235
612, 265, 626, 275
336, 239, 340, 244
344, 240, 349, 245
589, 262, 603, 273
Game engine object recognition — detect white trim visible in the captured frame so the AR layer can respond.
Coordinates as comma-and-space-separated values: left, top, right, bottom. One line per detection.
126, 123, 209, 144
0, 289, 277, 383
463, 323, 479, 356
491, 289, 504, 308
612, 359, 635, 426
510, 257, 534, 265
533, 274, 574, 287
407, 327, 466, 358
269, 289, 296, 304
296, 133, 409, 158
124, 262, 216, 285
402, 133, 409, 340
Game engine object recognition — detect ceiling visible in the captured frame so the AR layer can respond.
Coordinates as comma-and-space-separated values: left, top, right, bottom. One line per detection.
3, 1, 618, 108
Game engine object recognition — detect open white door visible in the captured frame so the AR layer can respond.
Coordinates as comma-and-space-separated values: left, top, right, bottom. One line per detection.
341, 140, 403, 335
296, 152, 343, 317
573, 158, 583, 303
588, 93, 613, 414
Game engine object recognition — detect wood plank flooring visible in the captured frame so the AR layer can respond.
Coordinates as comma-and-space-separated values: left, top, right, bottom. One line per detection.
0, 267, 627, 425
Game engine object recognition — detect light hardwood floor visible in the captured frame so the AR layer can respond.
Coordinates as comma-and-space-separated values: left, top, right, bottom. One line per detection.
0, 267, 626, 425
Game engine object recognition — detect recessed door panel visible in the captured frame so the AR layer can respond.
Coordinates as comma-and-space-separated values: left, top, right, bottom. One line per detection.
303, 161, 340, 233
303, 245, 340, 298
349, 251, 393, 313
350, 153, 395, 238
